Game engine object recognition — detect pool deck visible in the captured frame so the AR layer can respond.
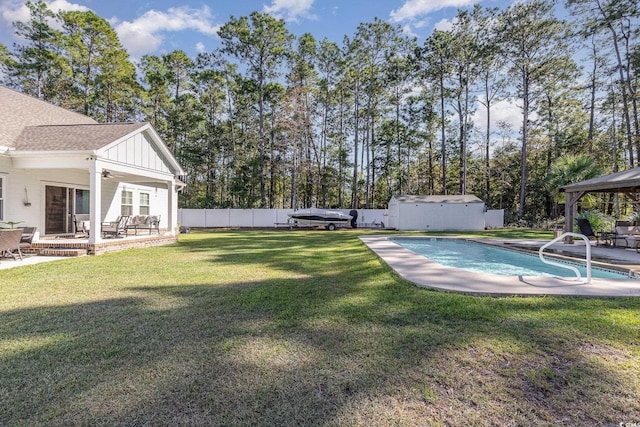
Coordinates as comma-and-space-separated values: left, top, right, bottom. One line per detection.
360, 236, 640, 297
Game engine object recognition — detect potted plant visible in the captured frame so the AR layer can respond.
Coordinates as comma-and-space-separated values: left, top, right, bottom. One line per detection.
1, 220, 24, 229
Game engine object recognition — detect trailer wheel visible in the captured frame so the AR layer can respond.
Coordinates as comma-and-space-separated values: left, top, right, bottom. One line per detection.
326, 223, 336, 231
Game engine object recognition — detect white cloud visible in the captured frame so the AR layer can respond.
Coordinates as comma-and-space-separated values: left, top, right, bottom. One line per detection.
401, 23, 418, 38
113, 6, 219, 58
0, 0, 88, 32
413, 19, 429, 29
433, 18, 454, 32
473, 99, 522, 133
263, 0, 316, 22
0, 0, 32, 25
0, 2, 219, 58
399, 19, 430, 40
390, 0, 476, 23
195, 42, 205, 53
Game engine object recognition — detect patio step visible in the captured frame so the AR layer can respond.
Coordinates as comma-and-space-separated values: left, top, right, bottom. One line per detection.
38, 248, 87, 257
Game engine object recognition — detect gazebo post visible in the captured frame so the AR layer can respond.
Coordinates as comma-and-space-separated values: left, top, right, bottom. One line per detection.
564, 190, 584, 243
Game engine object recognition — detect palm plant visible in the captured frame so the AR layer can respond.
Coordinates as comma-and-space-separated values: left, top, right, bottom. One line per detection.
546, 153, 603, 208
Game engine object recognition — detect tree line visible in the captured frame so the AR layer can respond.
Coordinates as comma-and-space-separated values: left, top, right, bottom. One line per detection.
1, 0, 638, 223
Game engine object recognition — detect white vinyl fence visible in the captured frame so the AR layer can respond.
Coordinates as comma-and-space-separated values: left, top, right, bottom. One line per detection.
484, 209, 505, 229
177, 208, 504, 229
178, 209, 388, 228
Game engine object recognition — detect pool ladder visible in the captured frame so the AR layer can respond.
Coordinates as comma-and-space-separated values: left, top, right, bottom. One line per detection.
538, 232, 591, 284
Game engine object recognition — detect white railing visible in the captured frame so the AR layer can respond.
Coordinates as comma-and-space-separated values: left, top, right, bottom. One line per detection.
538, 232, 592, 284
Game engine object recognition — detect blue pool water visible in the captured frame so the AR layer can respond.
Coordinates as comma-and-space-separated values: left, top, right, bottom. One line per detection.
392, 238, 631, 280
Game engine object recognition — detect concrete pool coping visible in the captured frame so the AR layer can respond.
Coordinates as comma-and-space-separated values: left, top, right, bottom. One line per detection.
360, 236, 640, 297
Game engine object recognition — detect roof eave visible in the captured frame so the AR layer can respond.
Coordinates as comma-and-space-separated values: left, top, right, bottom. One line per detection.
561, 182, 640, 193
142, 124, 185, 176
9, 149, 97, 157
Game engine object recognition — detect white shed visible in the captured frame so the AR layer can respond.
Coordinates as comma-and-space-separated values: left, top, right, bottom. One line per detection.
388, 195, 485, 231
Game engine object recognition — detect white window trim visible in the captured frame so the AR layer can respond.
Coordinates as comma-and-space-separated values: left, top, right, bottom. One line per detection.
139, 192, 150, 215
0, 175, 5, 221
121, 190, 133, 216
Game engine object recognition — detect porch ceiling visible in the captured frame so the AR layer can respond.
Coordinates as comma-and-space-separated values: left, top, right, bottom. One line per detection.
10, 159, 176, 186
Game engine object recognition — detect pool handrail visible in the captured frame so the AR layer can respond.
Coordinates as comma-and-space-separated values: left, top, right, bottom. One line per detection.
539, 232, 591, 284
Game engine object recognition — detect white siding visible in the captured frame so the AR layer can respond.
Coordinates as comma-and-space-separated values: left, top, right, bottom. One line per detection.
103, 182, 169, 229
395, 202, 485, 231
103, 131, 170, 173
0, 168, 89, 232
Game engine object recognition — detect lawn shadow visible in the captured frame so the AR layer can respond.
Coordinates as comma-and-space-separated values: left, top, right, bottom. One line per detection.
1, 229, 638, 424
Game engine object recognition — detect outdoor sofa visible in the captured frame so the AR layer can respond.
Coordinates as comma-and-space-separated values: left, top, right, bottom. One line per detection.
125, 215, 160, 235
97, 215, 162, 237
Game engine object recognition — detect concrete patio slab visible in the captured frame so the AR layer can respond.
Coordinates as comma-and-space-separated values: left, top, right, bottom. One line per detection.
360, 236, 640, 297
0, 254, 71, 270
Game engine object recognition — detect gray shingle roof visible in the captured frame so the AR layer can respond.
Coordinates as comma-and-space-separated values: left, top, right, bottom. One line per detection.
0, 86, 97, 148
560, 167, 640, 193
0, 85, 184, 176
13, 122, 148, 151
391, 195, 484, 203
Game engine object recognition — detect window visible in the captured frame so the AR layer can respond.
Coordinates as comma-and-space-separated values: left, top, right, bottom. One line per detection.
75, 189, 90, 214
0, 176, 4, 221
121, 190, 133, 216
139, 192, 150, 215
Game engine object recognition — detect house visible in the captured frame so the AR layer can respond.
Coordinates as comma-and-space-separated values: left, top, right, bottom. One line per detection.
0, 85, 185, 254
387, 194, 485, 231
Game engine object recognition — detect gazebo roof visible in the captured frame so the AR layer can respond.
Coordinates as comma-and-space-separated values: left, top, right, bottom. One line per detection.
560, 167, 640, 194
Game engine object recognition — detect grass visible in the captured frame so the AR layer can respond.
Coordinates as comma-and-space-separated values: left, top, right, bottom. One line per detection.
1, 228, 639, 426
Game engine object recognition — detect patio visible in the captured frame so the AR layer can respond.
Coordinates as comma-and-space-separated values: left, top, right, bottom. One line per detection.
0, 232, 179, 269
501, 237, 640, 269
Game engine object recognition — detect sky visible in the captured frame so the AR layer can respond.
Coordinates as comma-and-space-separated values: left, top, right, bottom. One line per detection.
0, 0, 514, 59
0, 0, 521, 131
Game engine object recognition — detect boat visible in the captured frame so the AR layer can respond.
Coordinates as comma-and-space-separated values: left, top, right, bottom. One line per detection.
287, 208, 353, 230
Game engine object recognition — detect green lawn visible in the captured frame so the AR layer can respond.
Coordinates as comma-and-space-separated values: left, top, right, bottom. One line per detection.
1, 229, 639, 426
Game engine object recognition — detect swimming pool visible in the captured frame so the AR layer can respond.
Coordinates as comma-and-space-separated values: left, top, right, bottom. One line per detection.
392, 237, 631, 280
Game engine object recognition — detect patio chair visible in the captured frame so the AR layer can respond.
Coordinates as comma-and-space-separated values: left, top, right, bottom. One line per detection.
576, 218, 609, 246
149, 215, 160, 234
609, 220, 640, 250
101, 216, 129, 238
0, 229, 24, 260
74, 214, 90, 236
20, 227, 37, 250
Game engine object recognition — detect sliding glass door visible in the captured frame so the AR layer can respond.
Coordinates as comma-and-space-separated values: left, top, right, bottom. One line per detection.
45, 185, 90, 235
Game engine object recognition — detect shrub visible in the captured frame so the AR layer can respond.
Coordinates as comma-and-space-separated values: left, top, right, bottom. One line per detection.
575, 210, 614, 232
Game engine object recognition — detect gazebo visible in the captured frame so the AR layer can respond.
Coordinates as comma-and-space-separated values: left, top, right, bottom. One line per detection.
560, 167, 640, 236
